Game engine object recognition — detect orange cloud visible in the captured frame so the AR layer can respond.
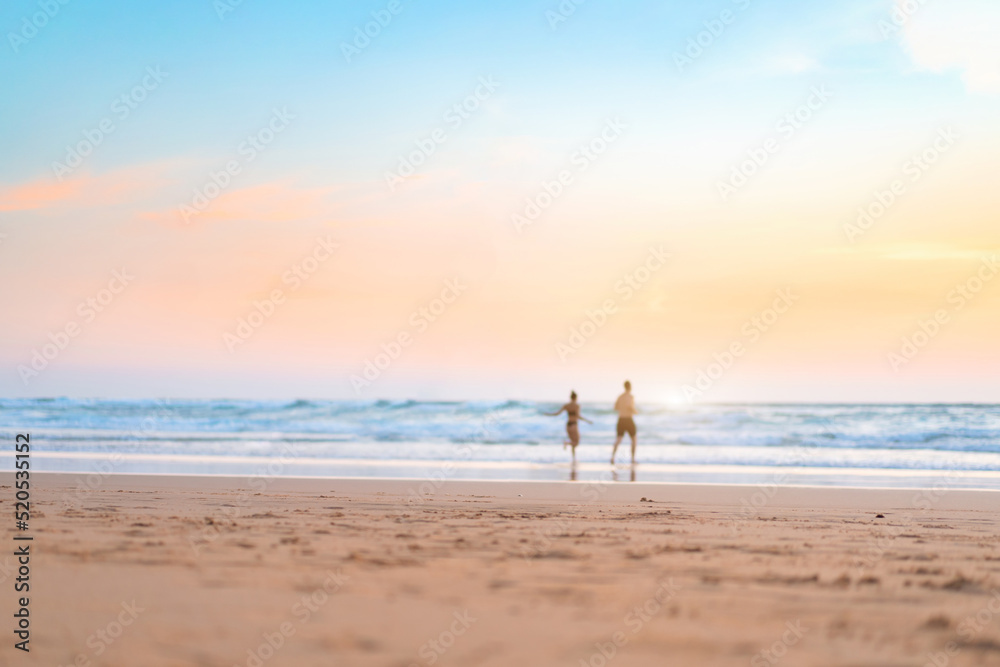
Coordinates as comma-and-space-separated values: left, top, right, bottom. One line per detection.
1, 162, 358, 230
0, 164, 171, 212
0, 178, 87, 211
142, 181, 343, 227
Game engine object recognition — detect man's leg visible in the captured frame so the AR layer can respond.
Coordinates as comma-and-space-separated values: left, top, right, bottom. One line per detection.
611, 435, 622, 464
629, 433, 637, 464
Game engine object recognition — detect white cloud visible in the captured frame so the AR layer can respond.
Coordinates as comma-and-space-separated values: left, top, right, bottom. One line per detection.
898, 0, 1000, 94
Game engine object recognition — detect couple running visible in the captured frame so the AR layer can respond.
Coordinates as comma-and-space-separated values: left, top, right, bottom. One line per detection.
547, 380, 638, 465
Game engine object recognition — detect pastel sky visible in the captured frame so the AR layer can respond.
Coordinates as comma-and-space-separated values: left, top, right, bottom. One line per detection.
1, 0, 999, 402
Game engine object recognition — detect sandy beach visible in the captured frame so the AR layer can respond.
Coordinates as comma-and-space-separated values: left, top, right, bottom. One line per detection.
4, 472, 1000, 667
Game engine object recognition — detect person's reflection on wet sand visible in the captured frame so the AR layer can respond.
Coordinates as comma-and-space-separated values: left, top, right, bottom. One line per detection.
610, 466, 637, 483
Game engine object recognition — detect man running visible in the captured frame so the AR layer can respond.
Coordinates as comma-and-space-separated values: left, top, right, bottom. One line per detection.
611, 380, 638, 465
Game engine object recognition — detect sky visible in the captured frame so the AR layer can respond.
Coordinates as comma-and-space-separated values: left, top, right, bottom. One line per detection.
1, 0, 999, 403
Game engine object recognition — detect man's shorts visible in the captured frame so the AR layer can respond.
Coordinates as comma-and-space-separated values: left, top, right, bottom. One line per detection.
616, 417, 636, 438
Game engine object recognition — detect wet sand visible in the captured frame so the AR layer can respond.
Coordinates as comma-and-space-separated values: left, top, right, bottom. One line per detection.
3, 472, 1000, 666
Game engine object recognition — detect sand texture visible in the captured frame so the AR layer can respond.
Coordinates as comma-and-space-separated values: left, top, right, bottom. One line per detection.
3, 474, 1000, 666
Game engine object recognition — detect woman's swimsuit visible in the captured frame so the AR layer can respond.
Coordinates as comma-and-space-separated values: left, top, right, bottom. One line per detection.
565, 403, 579, 426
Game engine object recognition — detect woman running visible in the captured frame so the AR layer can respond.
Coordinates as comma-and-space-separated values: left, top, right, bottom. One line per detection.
547, 391, 591, 462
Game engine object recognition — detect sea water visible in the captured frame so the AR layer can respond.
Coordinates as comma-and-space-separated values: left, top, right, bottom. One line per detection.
2, 399, 999, 488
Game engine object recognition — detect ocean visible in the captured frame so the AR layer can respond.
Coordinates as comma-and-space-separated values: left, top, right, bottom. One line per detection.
3, 398, 1000, 489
